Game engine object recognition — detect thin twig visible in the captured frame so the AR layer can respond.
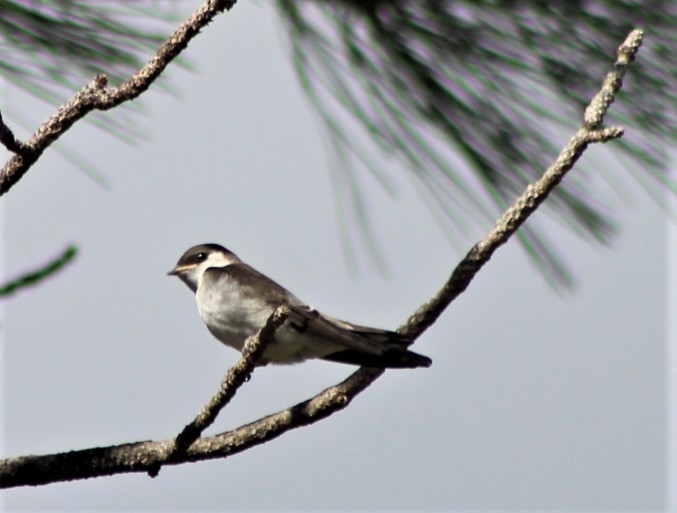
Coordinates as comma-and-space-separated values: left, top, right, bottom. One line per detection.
166, 307, 290, 464
584, 28, 643, 129
0, 246, 78, 299
399, 29, 644, 339
0, 28, 644, 490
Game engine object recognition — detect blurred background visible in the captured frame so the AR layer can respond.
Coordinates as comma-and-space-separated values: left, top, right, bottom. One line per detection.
0, 1, 674, 510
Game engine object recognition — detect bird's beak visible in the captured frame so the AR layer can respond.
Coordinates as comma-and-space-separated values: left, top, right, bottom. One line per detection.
167, 264, 195, 276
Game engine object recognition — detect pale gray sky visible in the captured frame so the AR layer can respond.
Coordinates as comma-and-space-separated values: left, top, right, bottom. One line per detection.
1, 2, 674, 511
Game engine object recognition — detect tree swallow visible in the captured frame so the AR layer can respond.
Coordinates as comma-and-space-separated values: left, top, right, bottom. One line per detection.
168, 244, 431, 368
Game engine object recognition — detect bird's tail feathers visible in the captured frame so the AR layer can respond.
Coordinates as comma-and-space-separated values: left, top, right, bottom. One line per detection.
321, 348, 431, 368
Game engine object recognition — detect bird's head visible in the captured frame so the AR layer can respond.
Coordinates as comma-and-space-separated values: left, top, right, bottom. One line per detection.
168, 243, 239, 292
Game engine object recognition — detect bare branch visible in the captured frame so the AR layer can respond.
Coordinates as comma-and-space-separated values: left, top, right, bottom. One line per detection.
166, 307, 290, 466
0, 367, 378, 488
0, 0, 238, 198
0, 28, 643, 490
584, 29, 644, 129
0, 246, 77, 299
396, 27, 645, 338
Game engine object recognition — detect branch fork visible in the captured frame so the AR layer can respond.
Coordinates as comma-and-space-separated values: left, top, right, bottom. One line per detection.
170, 306, 291, 459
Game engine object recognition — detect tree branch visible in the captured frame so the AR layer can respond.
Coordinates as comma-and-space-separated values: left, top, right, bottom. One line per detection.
0, 0, 238, 198
166, 307, 290, 464
0, 28, 643, 490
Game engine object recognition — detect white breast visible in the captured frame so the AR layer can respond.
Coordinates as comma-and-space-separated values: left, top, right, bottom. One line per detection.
196, 283, 269, 351
195, 278, 342, 363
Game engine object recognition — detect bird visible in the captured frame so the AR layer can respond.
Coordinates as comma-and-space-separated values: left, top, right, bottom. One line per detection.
168, 244, 431, 368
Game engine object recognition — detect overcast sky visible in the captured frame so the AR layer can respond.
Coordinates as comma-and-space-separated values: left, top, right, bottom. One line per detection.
1, 2, 675, 511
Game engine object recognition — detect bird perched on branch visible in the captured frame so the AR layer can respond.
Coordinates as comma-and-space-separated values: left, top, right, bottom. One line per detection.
169, 244, 431, 368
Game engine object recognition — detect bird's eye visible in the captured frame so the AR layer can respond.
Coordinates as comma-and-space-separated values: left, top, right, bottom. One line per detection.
195, 252, 207, 262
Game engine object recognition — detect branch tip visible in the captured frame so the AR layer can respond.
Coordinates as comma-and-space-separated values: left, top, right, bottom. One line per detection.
583, 27, 643, 129
618, 28, 644, 62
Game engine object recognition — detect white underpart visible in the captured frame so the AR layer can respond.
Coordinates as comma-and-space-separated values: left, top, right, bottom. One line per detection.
194, 255, 342, 363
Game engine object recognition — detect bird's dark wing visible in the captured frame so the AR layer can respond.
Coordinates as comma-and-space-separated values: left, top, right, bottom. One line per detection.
320, 314, 413, 347
315, 313, 431, 367
203, 263, 303, 308
205, 263, 431, 367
